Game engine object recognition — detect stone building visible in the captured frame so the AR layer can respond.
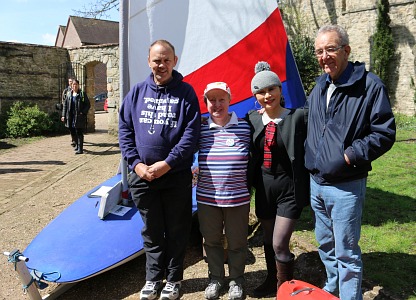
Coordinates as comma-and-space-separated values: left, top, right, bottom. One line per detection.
67, 44, 120, 134
0, 16, 120, 135
56, 16, 120, 134
55, 16, 119, 48
282, 0, 416, 115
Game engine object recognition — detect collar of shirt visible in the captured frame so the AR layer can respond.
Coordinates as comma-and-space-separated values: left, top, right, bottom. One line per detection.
261, 108, 290, 126
209, 111, 238, 129
326, 61, 353, 85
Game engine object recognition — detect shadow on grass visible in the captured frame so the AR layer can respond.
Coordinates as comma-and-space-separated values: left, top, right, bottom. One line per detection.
363, 187, 415, 226
294, 251, 413, 299
296, 187, 416, 231
363, 251, 416, 299
294, 187, 416, 299
396, 138, 416, 143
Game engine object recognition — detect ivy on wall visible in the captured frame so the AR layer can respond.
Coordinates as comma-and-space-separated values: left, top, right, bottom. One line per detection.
411, 76, 416, 114
370, 0, 395, 85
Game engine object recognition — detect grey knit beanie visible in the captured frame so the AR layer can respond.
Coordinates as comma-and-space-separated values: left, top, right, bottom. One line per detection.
251, 61, 282, 94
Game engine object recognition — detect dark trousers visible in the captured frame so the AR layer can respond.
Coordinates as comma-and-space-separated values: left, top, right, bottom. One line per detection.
69, 127, 84, 142
129, 169, 193, 282
198, 203, 249, 284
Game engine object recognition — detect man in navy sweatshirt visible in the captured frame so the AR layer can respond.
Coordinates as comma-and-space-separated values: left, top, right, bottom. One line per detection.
119, 40, 201, 300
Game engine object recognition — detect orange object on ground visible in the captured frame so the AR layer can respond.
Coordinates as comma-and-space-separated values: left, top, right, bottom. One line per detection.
277, 280, 339, 299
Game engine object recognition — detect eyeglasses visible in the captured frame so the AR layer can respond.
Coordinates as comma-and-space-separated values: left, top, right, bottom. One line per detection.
314, 45, 345, 57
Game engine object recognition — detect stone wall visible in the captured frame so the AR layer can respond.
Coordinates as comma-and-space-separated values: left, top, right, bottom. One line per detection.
283, 0, 416, 115
69, 44, 120, 134
0, 42, 69, 114
0, 42, 119, 135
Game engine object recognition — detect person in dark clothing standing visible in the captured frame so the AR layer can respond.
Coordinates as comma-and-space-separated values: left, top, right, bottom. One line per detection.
61, 79, 90, 154
57, 77, 76, 146
305, 25, 396, 300
246, 62, 309, 297
62, 77, 73, 106
118, 40, 201, 300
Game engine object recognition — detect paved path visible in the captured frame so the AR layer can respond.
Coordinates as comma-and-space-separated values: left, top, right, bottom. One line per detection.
0, 112, 122, 300
0, 112, 120, 216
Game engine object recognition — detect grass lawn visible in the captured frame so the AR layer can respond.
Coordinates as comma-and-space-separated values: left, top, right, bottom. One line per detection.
294, 113, 416, 299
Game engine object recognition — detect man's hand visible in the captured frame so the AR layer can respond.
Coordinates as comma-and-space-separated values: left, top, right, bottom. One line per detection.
134, 163, 156, 181
344, 153, 351, 165
149, 161, 171, 179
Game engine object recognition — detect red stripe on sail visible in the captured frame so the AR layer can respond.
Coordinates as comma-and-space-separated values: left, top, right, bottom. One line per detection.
184, 8, 287, 114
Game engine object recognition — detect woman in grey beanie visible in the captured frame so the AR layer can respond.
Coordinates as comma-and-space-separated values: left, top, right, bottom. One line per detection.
246, 62, 310, 297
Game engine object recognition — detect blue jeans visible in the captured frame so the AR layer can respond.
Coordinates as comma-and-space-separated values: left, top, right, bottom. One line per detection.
310, 176, 366, 300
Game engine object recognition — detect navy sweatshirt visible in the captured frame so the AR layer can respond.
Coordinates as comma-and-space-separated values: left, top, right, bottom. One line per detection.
119, 70, 201, 173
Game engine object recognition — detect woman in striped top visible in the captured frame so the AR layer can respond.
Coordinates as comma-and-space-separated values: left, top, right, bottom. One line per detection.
197, 82, 251, 300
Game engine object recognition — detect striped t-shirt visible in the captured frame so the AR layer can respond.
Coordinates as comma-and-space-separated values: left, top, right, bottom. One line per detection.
196, 112, 251, 207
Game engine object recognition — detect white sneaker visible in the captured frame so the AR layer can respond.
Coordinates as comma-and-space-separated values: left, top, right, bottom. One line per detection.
205, 280, 222, 299
160, 281, 181, 300
140, 281, 162, 300
228, 283, 243, 300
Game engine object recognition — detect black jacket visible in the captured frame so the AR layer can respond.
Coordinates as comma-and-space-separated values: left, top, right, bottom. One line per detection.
62, 90, 91, 129
246, 108, 310, 209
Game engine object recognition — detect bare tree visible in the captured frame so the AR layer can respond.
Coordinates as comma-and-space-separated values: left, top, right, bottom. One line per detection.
73, 0, 119, 19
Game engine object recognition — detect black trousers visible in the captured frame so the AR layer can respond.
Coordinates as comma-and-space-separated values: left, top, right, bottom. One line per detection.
69, 127, 84, 141
129, 169, 193, 282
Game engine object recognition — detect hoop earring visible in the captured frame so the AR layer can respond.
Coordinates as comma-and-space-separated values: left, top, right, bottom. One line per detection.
255, 100, 262, 110
280, 95, 285, 107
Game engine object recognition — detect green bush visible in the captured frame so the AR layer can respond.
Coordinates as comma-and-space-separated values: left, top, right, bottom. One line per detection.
291, 34, 321, 95
48, 111, 67, 134
6, 101, 53, 138
280, 3, 321, 96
